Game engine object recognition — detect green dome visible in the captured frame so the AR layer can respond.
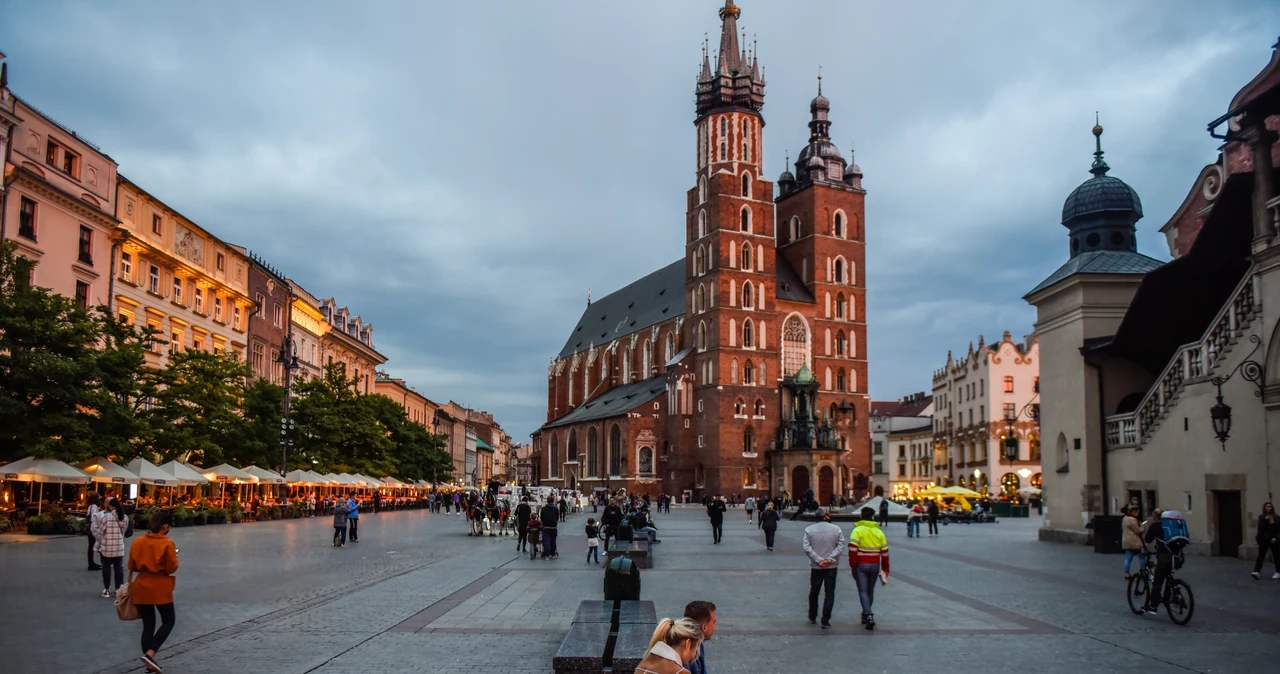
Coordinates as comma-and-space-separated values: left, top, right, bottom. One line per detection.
793, 364, 815, 384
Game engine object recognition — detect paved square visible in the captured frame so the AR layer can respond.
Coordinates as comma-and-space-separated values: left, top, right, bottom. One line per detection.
1, 505, 1277, 673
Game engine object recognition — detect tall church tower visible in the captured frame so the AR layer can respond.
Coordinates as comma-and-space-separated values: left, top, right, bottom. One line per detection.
684, 1, 776, 496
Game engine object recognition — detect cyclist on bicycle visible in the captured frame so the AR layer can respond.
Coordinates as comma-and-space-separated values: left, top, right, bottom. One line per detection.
1140, 508, 1171, 615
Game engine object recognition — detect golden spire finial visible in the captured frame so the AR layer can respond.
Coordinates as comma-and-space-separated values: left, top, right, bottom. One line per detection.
817, 65, 823, 94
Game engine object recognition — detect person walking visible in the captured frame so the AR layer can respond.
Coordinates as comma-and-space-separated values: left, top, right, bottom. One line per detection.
526, 511, 543, 560
86, 493, 103, 571
745, 496, 756, 523
346, 493, 360, 542
682, 600, 716, 674
559, 494, 568, 522
332, 498, 350, 547
707, 496, 726, 544
372, 490, 382, 514
602, 498, 623, 551
849, 507, 890, 630
926, 500, 940, 536
515, 497, 533, 553
634, 618, 704, 674
540, 500, 560, 559
803, 507, 843, 629
1252, 501, 1280, 580
586, 518, 601, 564
907, 503, 923, 538
127, 511, 179, 673
877, 498, 890, 527
93, 497, 129, 598
760, 502, 780, 551
1123, 505, 1146, 580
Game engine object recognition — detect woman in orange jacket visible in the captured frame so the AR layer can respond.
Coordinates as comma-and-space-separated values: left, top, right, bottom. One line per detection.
127, 511, 179, 673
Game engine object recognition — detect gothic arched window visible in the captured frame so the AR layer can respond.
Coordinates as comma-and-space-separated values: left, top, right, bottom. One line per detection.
735, 398, 745, 415
587, 427, 599, 477
609, 424, 622, 476
782, 315, 809, 376
697, 284, 706, 314
741, 207, 751, 233
743, 318, 754, 348
741, 245, 752, 271
743, 359, 755, 385
638, 446, 654, 475
720, 142, 726, 161
743, 281, 754, 310
697, 322, 707, 351
665, 333, 675, 363
697, 210, 706, 239
754, 398, 765, 416
642, 339, 652, 377
550, 434, 560, 478
790, 216, 800, 242
731, 358, 739, 383
834, 212, 845, 238
834, 257, 846, 284
741, 173, 750, 197
836, 293, 846, 320
744, 427, 754, 454
567, 430, 578, 474
837, 368, 847, 392
721, 116, 727, 136
698, 176, 707, 204
836, 331, 847, 357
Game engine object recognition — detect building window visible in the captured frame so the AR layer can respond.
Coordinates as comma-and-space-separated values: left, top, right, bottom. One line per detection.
873, 441, 883, 455
833, 257, 845, 284
754, 399, 764, 416
835, 293, 845, 320
274, 304, 284, 328
789, 216, 800, 243
252, 343, 266, 376
74, 280, 90, 309
145, 320, 161, 352
173, 277, 184, 304
149, 265, 160, 294
214, 296, 224, 322
740, 207, 751, 233
77, 226, 93, 265
837, 368, 847, 392
192, 335, 204, 352
744, 427, 754, 454
720, 116, 727, 136
743, 318, 754, 348
741, 245, 752, 271
782, 315, 809, 377
46, 140, 78, 178
216, 252, 225, 271
744, 360, 755, 386
1033, 376, 1040, 393
233, 305, 242, 330
720, 142, 726, 161
1003, 402, 1016, 420
152, 214, 162, 235
834, 212, 845, 238
18, 197, 37, 240
119, 251, 133, 281
170, 330, 183, 353
836, 331, 846, 357
899, 465, 906, 477
194, 287, 205, 314
1004, 376, 1014, 393
741, 173, 750, 197
742, 281, 754, 309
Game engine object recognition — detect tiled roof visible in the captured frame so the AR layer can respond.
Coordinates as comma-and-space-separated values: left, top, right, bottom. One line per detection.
558, 260, 685, 359
775, 256, 815, 303
1025, 250, 1164, 297
1062, 175, 1143, 223
871, 395, 932, 418
541, 376, 667, 430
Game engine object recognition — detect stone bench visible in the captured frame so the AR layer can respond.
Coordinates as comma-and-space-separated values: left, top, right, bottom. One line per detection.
554, 600, 657, 674
605, 539, 651, 568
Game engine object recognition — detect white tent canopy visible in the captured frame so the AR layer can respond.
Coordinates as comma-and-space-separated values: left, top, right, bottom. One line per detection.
244, 465, 286, 485
160, 461, 209, 485
201, 464, 259, 484
854, 496, 912, 517
1, 456, 90, 484
77, 457, 141, 485
126, 458, 176, 486
303, 470, 331, 484
284, 469, 318, 485
381, 476, 408, 488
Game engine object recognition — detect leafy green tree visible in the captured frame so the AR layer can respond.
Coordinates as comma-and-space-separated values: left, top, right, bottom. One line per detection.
226, 378, 284, 470
86, 310, 163, 462
145, 349, 250, 464
290, 363, 394, 476
0, 241, 102, 463
365, 393, 453, 483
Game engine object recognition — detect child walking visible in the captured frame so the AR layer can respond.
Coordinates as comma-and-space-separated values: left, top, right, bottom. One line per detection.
527, 512, 543, 560
586, 518, 600, 564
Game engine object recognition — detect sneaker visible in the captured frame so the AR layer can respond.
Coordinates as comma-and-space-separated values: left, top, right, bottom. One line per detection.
1252, 571, 1260, 580
865, 618, 875, 630
651, 540, 661, 544
860, 614, 868, 625
140, 653, 163, 672
1273, 572, 1280, 580
88, 566, 102, 571
821, 623, 831, 630
808, 617, 816, 625
1142, 604, 1158, 615
101, 589, 110, 598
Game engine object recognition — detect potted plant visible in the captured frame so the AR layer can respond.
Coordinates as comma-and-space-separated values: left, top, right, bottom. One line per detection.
173, 505, 194, 527
268, 505, 281, 520
193, 509, 208, 525
24, 514, 53, 535
227, 500, 243, 523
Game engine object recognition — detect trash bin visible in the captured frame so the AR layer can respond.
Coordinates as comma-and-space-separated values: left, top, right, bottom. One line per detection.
1091, 515, 1124, 554
604, 556, 641, 600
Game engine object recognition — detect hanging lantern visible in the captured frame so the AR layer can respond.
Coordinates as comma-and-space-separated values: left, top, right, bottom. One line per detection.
1210, 394, 1232, 448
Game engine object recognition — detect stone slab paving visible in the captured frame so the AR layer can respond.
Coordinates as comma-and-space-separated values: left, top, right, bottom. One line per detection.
1, 505, 1277, 673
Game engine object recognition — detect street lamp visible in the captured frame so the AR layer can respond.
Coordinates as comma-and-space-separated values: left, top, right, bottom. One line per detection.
1208, 334, 1264, 450
277, 335, 300, 476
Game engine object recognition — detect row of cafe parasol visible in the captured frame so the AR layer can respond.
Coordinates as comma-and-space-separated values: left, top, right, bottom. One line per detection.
1, 455, 441, 529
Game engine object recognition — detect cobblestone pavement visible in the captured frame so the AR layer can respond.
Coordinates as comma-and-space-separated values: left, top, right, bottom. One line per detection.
1, 505, 1277, 673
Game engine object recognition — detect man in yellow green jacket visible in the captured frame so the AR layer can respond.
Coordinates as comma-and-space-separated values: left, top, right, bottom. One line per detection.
849, 507, 890, 630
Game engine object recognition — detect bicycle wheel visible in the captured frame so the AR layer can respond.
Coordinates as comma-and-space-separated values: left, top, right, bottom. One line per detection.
1126, 574, 1149, 615
1165, 579, 1194, 625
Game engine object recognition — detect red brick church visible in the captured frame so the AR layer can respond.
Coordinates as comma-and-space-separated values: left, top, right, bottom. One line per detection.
532, 1, 871, 504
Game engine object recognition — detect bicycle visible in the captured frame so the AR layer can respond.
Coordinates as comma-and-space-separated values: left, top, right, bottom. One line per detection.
1126, 550, 1194, 625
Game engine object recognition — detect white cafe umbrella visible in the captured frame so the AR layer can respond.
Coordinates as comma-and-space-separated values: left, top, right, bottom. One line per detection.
303, 470, 330, 485
159, 461, 209, 485
381, 476, 408, 488
1018, 487, 1042, 496
1, 456, 91, 514
125, 457, 176, 486
200, 464, 259, 484
243, 465, 287, 485
76, 457, 140, 486
284, 469, 318, 485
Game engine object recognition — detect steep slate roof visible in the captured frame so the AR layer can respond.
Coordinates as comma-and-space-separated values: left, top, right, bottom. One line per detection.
871, 395, 933, 418
558, 260, 685, 358
1025, 250, 1163, 297
775, 256, 815, 303
542, 376, 667, 430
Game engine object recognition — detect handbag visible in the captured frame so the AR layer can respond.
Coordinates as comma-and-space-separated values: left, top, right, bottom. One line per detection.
115, 577, 139, 621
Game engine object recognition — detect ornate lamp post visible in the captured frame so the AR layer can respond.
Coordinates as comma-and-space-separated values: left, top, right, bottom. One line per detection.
1208, 334, 1264, 450
277, 335, 300, 476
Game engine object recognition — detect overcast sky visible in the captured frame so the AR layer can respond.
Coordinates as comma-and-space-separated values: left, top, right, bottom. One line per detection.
3, 1, 1277, 441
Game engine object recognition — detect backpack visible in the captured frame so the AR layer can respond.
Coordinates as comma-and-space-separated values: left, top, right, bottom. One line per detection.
1159, 510, 1190, 553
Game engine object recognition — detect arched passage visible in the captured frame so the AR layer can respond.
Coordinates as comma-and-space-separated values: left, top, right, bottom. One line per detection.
791, 465, 810, 499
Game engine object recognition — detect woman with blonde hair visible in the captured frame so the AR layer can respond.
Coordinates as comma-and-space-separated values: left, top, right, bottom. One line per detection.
635, 617, 704, 674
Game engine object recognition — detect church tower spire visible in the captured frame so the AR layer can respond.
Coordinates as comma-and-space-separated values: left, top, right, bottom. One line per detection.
697, 1, 766, 117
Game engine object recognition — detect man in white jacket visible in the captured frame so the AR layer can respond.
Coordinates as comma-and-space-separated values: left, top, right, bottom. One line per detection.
803, 507, 843, 629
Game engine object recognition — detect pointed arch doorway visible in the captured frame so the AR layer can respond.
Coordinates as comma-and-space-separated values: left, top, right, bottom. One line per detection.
791, 465, 810, 499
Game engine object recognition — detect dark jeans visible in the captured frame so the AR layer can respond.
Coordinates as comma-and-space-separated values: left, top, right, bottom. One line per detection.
853, 563, 880, 617
1149, 554, 1172, 608
348, 518, 359, 541
87, 533, 100, 569
711, 522, 723, 543
587, 545, 599, 563
101, 555, 124, 590
1255, 539, 1280, 573
808, 568, 837, 624
138, 603, 176, 654
333, 525, 346, 546
517, 525, 528, 551
543, 528, 558, 556
764, 528, 776, 549
928, 517, 939, 535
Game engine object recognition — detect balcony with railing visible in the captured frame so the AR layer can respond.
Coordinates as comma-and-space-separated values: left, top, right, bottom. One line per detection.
1104, 269, 1259, 450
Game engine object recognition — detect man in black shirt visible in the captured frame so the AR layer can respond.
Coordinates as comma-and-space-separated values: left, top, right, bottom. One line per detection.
540, 501, 560, 559
515, 498, 533, 552
708, 496, 727, 544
